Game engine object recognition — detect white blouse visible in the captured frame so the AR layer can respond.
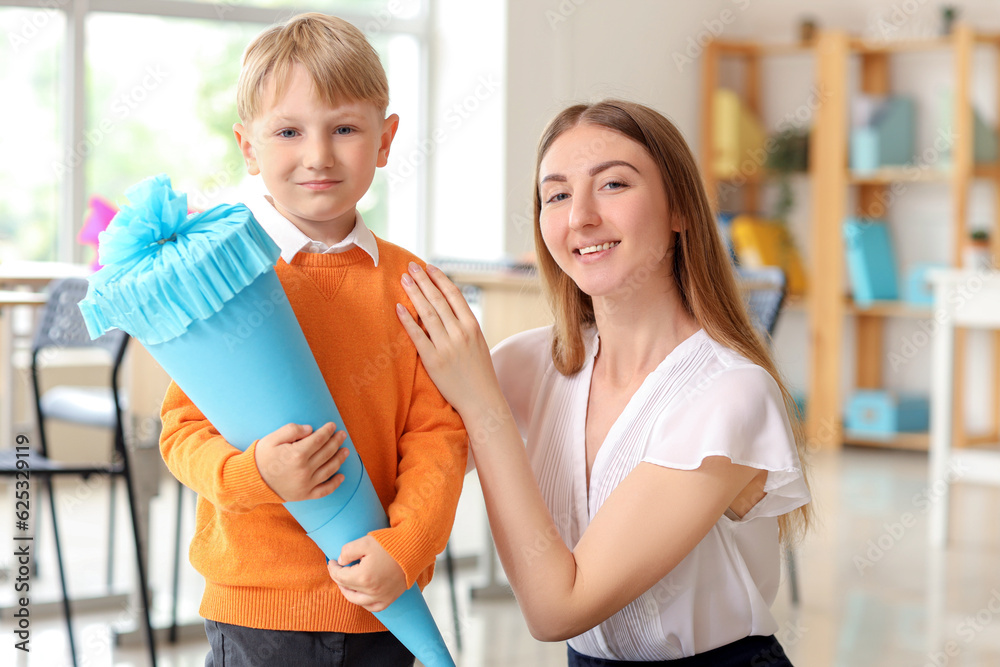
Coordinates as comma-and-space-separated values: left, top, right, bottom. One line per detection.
490, 326, 810, 660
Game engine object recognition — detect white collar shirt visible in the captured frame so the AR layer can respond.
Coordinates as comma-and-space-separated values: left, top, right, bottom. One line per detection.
243, 194, 380, 267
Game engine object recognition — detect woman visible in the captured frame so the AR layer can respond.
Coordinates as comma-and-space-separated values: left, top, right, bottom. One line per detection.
396, 100, 810, 666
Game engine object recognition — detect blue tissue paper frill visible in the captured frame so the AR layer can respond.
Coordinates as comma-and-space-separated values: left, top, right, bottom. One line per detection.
78, 174, 280, 345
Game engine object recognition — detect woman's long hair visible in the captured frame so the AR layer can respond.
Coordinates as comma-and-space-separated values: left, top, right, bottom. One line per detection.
532, 99, 810, 542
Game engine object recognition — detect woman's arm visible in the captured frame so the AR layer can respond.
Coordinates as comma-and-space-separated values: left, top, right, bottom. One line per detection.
397, 263, 761, 640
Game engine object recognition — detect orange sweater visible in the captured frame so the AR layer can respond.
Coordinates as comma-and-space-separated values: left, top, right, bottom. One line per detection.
159, 241, 468, 633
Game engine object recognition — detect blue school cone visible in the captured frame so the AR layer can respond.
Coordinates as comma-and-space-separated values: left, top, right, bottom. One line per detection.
78, 175, 455, 667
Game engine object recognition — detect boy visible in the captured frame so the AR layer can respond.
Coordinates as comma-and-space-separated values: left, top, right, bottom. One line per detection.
159, 13, 468, 667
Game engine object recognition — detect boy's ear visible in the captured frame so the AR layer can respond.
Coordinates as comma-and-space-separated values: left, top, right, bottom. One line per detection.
376, 114, 400, 168
233, 122, 260, 176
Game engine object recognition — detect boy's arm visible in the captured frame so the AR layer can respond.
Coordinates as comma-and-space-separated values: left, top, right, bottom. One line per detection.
160, 380, 285, 512
370, 361, 469, 588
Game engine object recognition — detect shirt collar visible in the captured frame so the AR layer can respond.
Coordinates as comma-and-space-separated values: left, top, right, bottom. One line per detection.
242, 194, 379, 266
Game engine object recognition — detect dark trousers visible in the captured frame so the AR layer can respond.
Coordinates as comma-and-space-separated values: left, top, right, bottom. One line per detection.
205, 620, 415, 667
567, 634, 794, 667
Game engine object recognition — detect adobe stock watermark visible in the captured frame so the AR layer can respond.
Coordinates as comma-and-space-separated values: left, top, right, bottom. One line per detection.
361, 0, 415, 36
187, 160, 245, 212
853, 458, 968, 576
387, 74, 501, 189
717, 85, 831, 201
6, 0, 68, 52
800, 416, 839, 453
593, 243, 669, 326
349, 329, 414, 392
545, 0, 588, 30
888, 257, 997, 371
221, 286, 289, 352
519, 511, 574, 565
52, 64, 169, 178
867, 0, 936, 41
925, 589, 1000, 667
672, 0, 752, 73
847, 126, 956, 224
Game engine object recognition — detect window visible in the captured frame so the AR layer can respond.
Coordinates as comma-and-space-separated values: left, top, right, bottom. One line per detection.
1, 7, 64, 261
0, 0, 427, 263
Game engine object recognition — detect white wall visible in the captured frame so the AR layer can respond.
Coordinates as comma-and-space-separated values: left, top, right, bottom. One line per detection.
502, 0, 729, 256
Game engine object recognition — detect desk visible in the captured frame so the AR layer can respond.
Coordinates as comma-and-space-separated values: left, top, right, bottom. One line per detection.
928, 269, 1000, 548
1, 291, 48, 452
445, 269, 550, 348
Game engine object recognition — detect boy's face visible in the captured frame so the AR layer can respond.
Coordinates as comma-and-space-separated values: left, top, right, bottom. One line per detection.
233, 63, 398, 244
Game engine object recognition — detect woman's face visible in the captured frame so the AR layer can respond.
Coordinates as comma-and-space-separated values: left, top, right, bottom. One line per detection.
537, 123, 676, 301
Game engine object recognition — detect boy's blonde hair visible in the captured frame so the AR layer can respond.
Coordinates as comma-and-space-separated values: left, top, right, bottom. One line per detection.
237, 13, 389, 124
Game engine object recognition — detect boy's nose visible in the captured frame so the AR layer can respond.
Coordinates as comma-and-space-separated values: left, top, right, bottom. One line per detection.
304, 137, 335, 169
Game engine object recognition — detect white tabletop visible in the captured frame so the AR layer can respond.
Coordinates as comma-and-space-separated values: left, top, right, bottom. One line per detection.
1, 290, 50, 452
0, 291, 49, 307
0, 261, 91, 289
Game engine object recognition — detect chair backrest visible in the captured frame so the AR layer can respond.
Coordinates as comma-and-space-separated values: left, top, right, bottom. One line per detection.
736, 266, 786, 338
33, 277, 127, 359
31, 277, 131, 458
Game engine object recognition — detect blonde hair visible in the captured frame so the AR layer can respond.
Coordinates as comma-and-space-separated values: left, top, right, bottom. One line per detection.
533, 100, 810, 543
236, 13, 389, 124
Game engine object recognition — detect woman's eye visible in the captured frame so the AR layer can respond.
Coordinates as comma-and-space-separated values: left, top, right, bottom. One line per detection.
603, 180, 627, 190
335, 126, 354, 135
546, 192, 569, 204
278, 129, 298, 139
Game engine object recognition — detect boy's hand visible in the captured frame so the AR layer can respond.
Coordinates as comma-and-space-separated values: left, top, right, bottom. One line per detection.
254, 422, 349, 502
327, 536, 407, 613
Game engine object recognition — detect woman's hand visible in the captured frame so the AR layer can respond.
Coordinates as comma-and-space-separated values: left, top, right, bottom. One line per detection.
396, 262, 500, 417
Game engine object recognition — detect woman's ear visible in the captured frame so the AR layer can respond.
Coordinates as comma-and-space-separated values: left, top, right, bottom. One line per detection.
233, 123, 260, 176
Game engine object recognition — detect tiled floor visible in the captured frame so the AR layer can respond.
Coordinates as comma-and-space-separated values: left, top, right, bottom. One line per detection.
3, 444, 1000, 666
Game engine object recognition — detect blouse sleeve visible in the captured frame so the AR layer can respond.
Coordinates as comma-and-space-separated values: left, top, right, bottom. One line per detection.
642, 363, 809, 520
490, 326, 553, 440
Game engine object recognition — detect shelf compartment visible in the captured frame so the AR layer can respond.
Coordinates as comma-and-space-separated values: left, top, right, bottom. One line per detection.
847, 299, 933, 318
848, 168, 951, 184
844, 430, 929, 450
712, 40, 815, 57
848, 36, 954, 54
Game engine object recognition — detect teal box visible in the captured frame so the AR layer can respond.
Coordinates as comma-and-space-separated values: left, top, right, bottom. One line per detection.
851, 95, 915, 170
850, 127, 879, 172
844, 218, 899, 306
844, 391, 930, 436
904, 262, 948, 306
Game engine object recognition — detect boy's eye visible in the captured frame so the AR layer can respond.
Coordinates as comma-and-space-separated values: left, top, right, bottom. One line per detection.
278, 129, 298, 138
335, 126, 354, 135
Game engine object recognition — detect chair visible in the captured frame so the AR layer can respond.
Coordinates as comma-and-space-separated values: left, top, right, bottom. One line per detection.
736, 266, 801, 606
0, 277, 157, 667
443, 541, 462, 650
737, 266, 787, 346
